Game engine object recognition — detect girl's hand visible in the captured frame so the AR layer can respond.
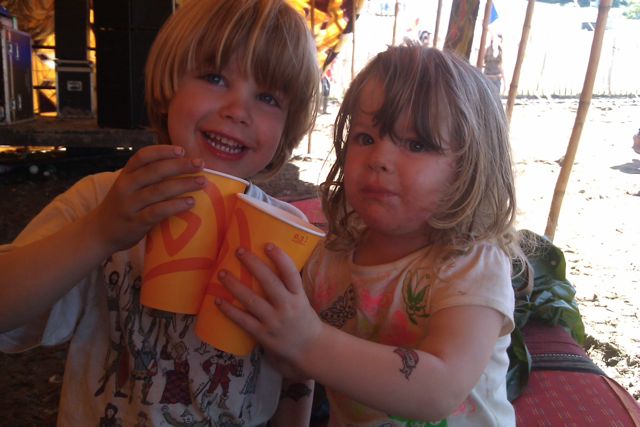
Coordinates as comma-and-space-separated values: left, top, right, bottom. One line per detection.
89, 144, 206, 254
215, 244, 323, 373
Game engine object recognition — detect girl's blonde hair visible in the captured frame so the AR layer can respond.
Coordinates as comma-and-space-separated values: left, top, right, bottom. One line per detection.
145, 0, 319, 178
321, 45, 518, 257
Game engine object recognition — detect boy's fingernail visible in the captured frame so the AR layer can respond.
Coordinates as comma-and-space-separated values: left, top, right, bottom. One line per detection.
185, 197, 195, 207
218, 270, 227, 279
265, 243, 274, 252
192, 159, 204, 168
236, 247, 246, 256
174, 146, 184, 156
195, 176, 206, 185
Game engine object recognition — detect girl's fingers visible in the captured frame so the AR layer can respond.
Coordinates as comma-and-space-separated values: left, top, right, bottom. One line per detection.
217, 269, 271, 320
262, 244, 305, 295
216, 296, 264, 338
234, 247, 293, 303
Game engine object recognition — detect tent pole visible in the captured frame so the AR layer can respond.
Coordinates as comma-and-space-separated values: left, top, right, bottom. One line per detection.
476, 0, 492, 69
545, 0, 612, 240
351, 0, 357, 81
392, 0, 400, 46
434, 0, 443, 48
307, 0, 316, 154
505, 0, 535, 124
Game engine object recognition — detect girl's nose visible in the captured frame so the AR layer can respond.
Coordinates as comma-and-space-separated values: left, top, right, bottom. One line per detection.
367, 141, 393, 173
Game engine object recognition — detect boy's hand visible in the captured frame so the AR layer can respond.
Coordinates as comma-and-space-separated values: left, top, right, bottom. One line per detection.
89, 145, 206, 253
215, 244, 323, 374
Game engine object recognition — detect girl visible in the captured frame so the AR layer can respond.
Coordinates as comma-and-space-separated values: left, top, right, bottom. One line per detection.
217, 45, 522, 426
0, 0, 319, 425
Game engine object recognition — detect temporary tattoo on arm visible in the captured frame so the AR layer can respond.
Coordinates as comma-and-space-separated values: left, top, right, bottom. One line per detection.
394, 348, 419, 380
280, 382, 312, 401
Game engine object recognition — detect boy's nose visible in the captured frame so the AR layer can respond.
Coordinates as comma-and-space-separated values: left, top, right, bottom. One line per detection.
219, 92, 251, 125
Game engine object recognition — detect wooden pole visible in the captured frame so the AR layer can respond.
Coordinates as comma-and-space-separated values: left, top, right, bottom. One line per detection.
505, 0, 535, 124
307, 0, 316, 154
444, 0, 480, 60
434, 0, 443, 48
476, 0, 493, 69
545, 0, 612, 240
351, 0, 357, 81
392, 0, 400, 46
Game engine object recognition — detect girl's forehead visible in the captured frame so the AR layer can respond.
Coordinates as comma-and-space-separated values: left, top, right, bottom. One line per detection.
356, 79, 385, 112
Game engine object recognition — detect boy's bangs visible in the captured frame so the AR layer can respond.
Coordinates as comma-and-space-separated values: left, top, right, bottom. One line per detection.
190, 10, 313, 104
251, 27, 315, 103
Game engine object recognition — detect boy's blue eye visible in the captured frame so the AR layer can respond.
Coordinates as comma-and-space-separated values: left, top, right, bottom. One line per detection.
407, 140, 427, 152
258, 93, 280, 108
202, 73, 225, 86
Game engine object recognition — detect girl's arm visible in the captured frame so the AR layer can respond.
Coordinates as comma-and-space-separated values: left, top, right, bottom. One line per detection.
0, 145, 205, 333
270, 378, 314, 427
216, 245, 505, 422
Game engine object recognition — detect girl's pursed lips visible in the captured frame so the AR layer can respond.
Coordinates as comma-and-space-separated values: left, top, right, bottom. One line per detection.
360, 184, 396, 197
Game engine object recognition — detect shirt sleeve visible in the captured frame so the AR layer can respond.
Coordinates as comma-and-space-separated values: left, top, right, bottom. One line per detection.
430, 243, 515, 337
0, 171, 117, 352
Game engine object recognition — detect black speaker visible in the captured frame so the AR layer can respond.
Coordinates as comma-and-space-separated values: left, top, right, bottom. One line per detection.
95, 28, 158, 128
54, 0, 89, 60
94, 0, 173, 129
94, 0, 173, 30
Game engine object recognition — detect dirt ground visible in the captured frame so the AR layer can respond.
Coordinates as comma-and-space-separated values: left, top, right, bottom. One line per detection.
0, 97, 638, 425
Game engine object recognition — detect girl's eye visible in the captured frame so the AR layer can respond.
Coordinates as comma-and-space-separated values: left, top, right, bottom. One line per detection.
405, 139, 439, 153
355, 133, 374, 146
257, 93, 281, 108
202, 73, 225, 86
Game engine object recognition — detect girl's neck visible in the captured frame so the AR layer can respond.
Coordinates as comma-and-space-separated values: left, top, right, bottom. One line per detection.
353, 229, 433, 266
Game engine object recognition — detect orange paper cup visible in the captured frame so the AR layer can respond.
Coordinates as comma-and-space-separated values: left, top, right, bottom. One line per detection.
141, 169, 248, 314
196, 193, 325, 355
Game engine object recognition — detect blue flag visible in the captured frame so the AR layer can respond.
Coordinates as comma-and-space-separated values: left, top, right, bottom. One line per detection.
490, 4, 499, 23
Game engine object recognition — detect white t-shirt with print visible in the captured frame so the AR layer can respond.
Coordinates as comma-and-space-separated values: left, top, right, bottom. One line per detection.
303, 242, 516, 427
0, 170, 305, 427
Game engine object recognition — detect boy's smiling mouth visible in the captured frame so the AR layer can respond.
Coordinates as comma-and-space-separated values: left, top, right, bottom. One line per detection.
202, 131, 246, 156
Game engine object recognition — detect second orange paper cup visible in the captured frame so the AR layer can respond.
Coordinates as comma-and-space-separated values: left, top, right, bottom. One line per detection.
141, 169, 248, 314
195, 193, 325, 355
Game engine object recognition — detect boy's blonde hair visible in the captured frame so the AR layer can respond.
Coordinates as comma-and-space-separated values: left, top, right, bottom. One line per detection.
145, 0, 319, 178
321, 45, 518, 256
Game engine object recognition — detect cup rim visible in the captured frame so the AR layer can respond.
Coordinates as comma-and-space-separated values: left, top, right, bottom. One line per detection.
202, 168, 250, 186
237, 193, 325, 237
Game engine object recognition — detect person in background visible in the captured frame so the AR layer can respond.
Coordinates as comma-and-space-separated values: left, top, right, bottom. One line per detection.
419, 29, 432, 47
321, 73, 331, 114
484, 33, 505, 96
217, 45, 524, 426
0, 0, 319, 425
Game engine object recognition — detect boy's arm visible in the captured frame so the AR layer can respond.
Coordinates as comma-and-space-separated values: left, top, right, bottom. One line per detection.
0, 145, 205, 333
270, 378, 314, 427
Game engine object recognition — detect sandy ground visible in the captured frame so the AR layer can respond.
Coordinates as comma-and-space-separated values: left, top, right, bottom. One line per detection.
292, 96, 640, 401
0, 97, 637, 426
